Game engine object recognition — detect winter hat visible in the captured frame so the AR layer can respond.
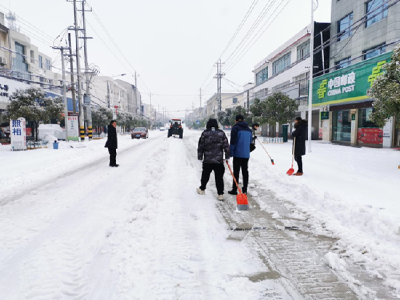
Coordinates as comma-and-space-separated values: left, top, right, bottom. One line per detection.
206, 119, 219, 129
236, 114, 244, 121
295, 117, 302, 122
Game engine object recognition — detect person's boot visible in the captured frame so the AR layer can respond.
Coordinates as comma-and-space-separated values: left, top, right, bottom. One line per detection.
196, 188, 205, 195
217, 195, 224, 201
228, 189, 237, 195
293, 172, 303, 176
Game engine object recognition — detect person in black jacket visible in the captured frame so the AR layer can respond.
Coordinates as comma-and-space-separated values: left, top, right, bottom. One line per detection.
292, 117, 308, 176
105, 120, 119, 167
197, 119, 230, 201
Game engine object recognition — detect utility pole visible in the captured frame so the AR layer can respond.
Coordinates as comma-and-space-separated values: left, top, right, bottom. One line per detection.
214, 59, 225, 112
80, 0, 93, 140
70, 0, 85, 142
134, 72, 138, 116
308, 0, 318, 153
68, 33, 76, 114
53, 46, 69, 142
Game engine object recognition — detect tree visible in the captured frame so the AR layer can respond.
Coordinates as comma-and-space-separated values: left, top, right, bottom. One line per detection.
92, 107, 113, 133
250, 92, 298, 126
6, 87, 63, 141
369, 46, 400, 128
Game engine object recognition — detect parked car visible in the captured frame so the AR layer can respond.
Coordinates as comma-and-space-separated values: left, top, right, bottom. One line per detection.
159, 127, 165, 131
131, 127, 149, 139
168, 119, 183, 139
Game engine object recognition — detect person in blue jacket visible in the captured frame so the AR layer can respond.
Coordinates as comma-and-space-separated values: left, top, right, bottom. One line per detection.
228, 114, 253, 195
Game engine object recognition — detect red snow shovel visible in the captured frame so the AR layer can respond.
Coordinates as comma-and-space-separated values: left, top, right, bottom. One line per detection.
226, 161, 249, 211
256, 138, 275, 165
287, 137, 296, 176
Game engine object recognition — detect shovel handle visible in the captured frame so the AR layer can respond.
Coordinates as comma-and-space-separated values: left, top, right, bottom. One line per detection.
226, 161, 242, 194
292, 137, 296, 165
256, 138, 271, 159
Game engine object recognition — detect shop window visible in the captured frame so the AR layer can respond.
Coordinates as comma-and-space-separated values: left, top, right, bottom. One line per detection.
332, 110, 351, 142
366, 0, 388, 28
337, 12, 353, 41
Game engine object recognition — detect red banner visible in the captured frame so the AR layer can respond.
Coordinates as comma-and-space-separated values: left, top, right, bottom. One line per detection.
357, 128, 383, 145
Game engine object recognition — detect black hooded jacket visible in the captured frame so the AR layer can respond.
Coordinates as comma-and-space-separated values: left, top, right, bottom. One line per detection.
198, 119, 230, 164
292, 120, 307, 156
106, 125, 118, 149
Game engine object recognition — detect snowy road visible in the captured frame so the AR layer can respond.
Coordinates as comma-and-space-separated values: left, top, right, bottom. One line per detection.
0, 131, 289, 299
0, 129, 399, 299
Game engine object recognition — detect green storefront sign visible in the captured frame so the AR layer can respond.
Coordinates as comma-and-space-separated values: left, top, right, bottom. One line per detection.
312, 52, 392, 107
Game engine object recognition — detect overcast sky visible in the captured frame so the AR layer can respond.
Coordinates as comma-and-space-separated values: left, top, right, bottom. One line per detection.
2, 0, 331, 118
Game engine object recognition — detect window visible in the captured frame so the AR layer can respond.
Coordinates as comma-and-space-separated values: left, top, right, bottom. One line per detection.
256, 67, 268, 85
293, 72, 309, 95
46, 59, 51, 71
366, 0, 388, 27
12, 42, 29, 80
337, 12, 353, 41
232, 98, 238, 104
335, 57, 351, 69
273, 53, 291, 76
30, 50, 34, 63
364, 44, 386, 60
39, 55, 43, 68
297, 40, 310, 61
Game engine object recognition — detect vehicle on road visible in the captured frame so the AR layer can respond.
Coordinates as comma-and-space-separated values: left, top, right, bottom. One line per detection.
159, 127, 165, 131
168, 119, 183, 139
0, 131, 10, 144
131, 127, 149, 139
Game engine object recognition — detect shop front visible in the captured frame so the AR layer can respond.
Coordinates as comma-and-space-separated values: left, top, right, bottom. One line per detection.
313, 52, 396, 148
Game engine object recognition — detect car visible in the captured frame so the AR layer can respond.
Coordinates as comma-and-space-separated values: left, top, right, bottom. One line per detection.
159, 127, 165, 131
131, 127, 149, 139
168, 119, 183, 139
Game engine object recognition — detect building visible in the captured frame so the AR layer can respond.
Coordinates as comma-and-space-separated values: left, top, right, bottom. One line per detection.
206, 93, 237, 117
313, 0, 400, 147
116, 79, 141, 116
251, 22, 330, 139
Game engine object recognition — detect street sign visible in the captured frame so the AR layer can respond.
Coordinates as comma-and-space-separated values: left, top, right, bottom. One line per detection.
67, 115, 79, 141
196, 120, 200, 125
351, 114, 356, 121
10, 117, 27, 151
321, 111, 329, 120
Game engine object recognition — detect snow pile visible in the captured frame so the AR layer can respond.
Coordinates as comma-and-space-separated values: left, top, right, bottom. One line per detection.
249, 141, 400, 292
38, 124, 65, 140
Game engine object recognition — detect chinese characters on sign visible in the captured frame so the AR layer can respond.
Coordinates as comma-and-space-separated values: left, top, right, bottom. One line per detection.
317, 72, 356, 99
10, 117, 27, 151
67, 115, 79, 141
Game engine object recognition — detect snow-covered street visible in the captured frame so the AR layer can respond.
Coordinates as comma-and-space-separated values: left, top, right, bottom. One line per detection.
0, 129, 399, 299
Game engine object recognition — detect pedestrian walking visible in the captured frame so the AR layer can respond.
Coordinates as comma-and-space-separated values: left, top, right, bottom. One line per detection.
292, 117, 308, 176
105, 120, 119, 167
228, 115, 253, 195
251, 123, 260, 152
197, 119, 230, 201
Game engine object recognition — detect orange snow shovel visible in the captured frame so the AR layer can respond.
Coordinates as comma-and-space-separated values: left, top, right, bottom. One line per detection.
256, 138, 275, 165
287, 137, 296, 176
226, 161, 249, 211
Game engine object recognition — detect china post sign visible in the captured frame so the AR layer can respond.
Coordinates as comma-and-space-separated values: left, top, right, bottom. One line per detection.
312, 52, 392, 107
10, 117, 27, 151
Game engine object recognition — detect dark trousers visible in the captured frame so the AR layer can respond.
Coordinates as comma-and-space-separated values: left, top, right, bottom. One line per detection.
200, 163, 225, 195
232, 157, 249, 193
108, 148, 117, 166
295, 155, 303, 173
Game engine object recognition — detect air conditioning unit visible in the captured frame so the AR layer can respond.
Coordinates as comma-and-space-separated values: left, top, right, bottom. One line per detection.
0, 57, 7, 66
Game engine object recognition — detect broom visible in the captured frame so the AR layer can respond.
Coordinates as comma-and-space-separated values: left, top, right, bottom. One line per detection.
226, 161, 249, 211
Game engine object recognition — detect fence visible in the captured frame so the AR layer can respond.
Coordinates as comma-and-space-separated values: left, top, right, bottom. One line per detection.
262, 137, 283, 144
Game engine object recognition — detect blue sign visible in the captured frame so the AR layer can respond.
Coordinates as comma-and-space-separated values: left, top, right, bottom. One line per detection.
196, 120, 200, 125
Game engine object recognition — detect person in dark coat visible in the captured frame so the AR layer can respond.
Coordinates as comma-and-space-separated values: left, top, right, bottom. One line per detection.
292, 117, 308, 176
197, 119, 230, 201
228, 115, 253, 195
105, 120, 119, 167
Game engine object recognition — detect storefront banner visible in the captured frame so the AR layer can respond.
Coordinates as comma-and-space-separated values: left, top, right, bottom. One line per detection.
10, 117, 27, 151
67, 115, 79, 141
357, 128, 383, 145
0, 78, 30, 109
312, 52, 392, 107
